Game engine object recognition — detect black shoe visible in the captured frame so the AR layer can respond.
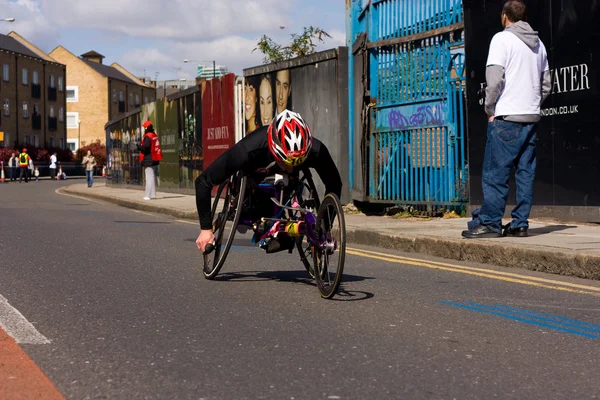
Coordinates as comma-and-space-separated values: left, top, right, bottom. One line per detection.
503, 224, 528, 237
265, 234, 295, 254
461, 225, 502, 239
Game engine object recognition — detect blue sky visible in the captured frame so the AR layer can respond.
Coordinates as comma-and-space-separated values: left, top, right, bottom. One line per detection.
0, 0, 346, 80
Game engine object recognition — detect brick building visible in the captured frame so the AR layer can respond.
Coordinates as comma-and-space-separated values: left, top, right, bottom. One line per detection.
49, 47, 153, 151
0, 32, 67, 150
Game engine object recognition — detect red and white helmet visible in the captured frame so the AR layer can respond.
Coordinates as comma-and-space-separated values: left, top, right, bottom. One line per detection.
267, 110, 312, 167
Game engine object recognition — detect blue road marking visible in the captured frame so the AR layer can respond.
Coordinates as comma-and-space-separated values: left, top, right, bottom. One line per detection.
469, 303, 600, 334
441, 301, 599, 339
490, 304, 600, 331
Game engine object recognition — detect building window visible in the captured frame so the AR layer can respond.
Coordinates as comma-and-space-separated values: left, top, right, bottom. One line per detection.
66, 86, 78, 102
60, 138, 65, 149
144, 96, 148, 104
67, 112, 79, 129
22, 102, 28, 118
3, 133, 9, 147
59, 107, 64, 122
135, 94, 140, 106
32, 71, 39, 85
3, 99, 9, 116
33, 103, 39, 115
113, 89, 117, 103
119, 91, 123, 102
50, 75, 55, 88
24, 135, 30, 145
67, 139, 77, 152
129, 93, 133, 105
34, 135, 39, 147
49, 137, 55, 147
2, 64, 8, 82
49, 105, 55, 118
22, 68, 28, 85
58, 77, 64, 91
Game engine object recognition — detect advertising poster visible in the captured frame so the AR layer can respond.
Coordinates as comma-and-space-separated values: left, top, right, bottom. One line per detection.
178, 92, 203, 189
464, 0, 600, 208
244, 69, 293, 135
202, 74, 236, 168
142, 99, 180, 189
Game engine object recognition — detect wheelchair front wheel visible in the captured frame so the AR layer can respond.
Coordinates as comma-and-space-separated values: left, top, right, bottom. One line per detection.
312, 193, 346, 299
203, 174, 247, 279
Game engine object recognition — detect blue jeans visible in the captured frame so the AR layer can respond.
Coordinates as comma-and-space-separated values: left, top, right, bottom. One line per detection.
86, 170, 94, 187
477, 120, 537, 233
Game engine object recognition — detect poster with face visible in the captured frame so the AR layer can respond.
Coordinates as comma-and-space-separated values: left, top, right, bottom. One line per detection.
244, 76, 260, 135
259, 74, 274, 127
275, 69, 292, 115
244, 69, 293, 134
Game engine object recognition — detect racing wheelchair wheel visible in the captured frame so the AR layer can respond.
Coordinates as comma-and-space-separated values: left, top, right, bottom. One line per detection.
203, 173, 247, 280
312, 193, 346, 299
292, 173, 320, 279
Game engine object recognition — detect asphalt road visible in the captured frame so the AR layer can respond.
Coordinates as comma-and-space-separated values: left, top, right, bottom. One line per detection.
1, 181, 600, 399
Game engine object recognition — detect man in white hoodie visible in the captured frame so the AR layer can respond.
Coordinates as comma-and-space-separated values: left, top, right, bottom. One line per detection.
463, 0, 551, 239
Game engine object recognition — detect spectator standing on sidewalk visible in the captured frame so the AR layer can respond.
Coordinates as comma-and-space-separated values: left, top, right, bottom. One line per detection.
138, 120, 162, 201
18, 148, 30, 183
82, 150, 97, 188
8, 153, 17, 181
49, 152, 58, 180
462, 0, 551, 239
28, 157, 34, 181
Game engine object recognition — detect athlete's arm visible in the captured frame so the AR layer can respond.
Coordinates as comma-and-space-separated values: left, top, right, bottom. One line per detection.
309, 139, 342, 198
195, 146, 249, 230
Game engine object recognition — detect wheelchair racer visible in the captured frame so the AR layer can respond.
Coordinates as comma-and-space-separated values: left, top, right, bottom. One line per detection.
195, 110, 342, 253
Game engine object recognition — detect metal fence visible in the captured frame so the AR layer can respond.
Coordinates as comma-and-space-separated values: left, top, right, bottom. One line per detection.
348, 0, 468, 210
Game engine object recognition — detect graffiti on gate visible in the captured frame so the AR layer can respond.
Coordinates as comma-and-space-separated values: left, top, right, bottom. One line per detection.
377, 101, 448, 132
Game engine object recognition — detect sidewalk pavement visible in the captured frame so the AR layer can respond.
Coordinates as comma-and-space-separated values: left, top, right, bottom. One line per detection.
62, 182, 600, 280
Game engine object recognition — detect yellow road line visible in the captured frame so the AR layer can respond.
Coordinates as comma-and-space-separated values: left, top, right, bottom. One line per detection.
176, 219, 197, 225
55, 188, 105, 205
133, 210, 154, 217
348, 246, 600, 293
346, 249, 600, 297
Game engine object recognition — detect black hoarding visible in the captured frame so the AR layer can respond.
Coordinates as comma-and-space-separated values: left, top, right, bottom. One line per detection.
464, 0, 600, 220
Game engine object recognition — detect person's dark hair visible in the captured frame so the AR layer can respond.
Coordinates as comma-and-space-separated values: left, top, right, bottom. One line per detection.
244, 76, 261, 131
145, 125, 154, 133
503, 0, 527, 23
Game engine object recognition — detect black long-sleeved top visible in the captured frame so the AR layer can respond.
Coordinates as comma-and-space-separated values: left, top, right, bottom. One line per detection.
195, 126, 342, 230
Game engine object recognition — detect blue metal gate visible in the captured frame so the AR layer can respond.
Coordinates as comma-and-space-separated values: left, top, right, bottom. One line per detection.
348, 0, 467, 209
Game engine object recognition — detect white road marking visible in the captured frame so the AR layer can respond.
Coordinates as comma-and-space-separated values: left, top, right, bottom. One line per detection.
0, 294, 50, 344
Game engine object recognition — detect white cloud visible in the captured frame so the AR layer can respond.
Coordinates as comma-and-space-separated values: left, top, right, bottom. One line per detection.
325, 29, 346, 48
1, 0, 345, 81
40, 0, 292, 41
118, 48, 175, 74
117, 27, 347, 80
0, 0, 60, 51
118, 35, 265, 78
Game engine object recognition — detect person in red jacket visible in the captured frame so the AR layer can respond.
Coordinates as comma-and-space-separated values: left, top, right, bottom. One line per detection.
138, 120, 162, 200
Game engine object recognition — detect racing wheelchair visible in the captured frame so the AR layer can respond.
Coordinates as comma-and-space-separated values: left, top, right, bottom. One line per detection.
202, 169, 346, 299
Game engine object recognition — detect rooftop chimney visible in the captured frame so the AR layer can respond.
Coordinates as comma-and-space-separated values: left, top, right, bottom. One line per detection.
81, 50, 105, 64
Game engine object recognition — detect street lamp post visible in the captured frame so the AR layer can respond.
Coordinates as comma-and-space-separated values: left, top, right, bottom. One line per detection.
78, 119, 81, 156
183, 59, 217, 79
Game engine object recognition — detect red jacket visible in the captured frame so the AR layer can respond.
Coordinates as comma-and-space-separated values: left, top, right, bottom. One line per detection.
140, 132, 162, 163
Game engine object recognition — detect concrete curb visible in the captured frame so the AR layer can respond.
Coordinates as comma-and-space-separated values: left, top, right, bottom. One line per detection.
346, 229, 600, 280
62, 185, 600, 281
61, 187, 198, 221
